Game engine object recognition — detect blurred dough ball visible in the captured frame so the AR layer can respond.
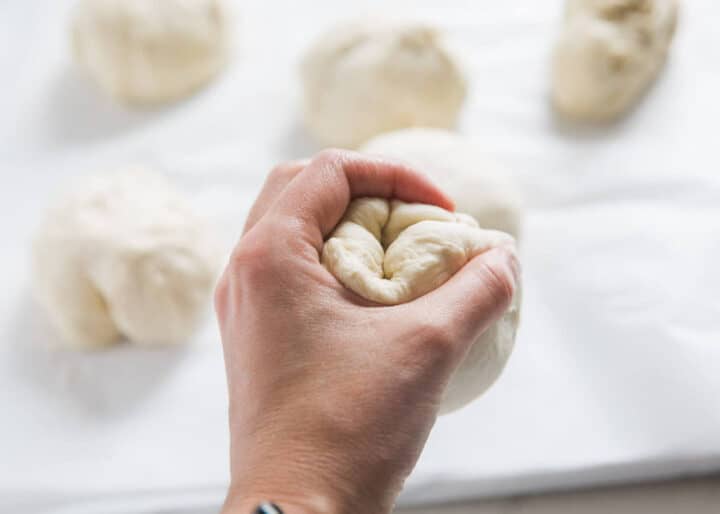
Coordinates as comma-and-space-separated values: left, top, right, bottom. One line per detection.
71, 0, 231, 105
552, 0, 678, 121
361, 128, 523, 240
32, 169, 222, 349
300, 20, 467, 148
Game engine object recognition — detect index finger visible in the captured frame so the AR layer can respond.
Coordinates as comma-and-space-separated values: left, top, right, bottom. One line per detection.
265, 149, 455, 251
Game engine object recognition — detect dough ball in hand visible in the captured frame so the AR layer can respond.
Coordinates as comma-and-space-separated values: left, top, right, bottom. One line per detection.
552, 0, 678, 121
362, 128, 523, 240
32, 169, 222, 349
71, 0, 231, 106
322, 198, 521, 414
300, 20, 467, 148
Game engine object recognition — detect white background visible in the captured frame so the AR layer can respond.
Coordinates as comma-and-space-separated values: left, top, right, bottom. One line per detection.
1, 1, 720, 512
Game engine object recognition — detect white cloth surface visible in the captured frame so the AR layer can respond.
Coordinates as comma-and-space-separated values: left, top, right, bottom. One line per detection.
1, 0, 720, 512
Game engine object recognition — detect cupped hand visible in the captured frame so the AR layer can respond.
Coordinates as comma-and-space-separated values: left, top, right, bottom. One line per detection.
215, 150, 519, 514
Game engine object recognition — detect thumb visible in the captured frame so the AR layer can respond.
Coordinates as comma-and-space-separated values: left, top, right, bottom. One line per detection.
406, 245, 520, 367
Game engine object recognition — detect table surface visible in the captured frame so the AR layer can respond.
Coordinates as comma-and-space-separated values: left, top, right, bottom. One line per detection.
397, 475, 720, 514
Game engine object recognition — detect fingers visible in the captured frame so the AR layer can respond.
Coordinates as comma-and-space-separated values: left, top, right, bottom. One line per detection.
243, 160, 310, 234
267, 149, 455, 250
402, 245, 520, 369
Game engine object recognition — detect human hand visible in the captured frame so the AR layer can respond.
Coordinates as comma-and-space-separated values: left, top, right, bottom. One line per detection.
215, 150, 520, 514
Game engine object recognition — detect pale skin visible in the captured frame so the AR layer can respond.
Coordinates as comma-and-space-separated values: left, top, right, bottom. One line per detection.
215, 150, 520, 514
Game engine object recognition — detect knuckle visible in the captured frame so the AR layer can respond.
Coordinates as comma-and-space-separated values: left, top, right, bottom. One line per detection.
228, 216, 301, 281
478, 258, 516, 308
271, 161, 303, 182
414, 318, 457, 365
213, 274, 229, 312
314, 148, 348, 168
228, 233, 277, 277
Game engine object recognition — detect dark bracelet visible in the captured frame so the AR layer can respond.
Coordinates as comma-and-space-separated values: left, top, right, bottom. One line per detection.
254, 502, 283, 514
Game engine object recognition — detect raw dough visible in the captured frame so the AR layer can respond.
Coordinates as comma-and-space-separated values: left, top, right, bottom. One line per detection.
552, 0, 678, 121
32, 169, 221, 349
300, 20, 467, 148
71, 0, 231, 105
322, 198, 520, 414
362, 129, 523, 239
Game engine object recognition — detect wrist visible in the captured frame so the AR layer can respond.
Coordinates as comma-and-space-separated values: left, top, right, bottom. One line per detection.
223, 477, 387, 514
222, 495, 327, 514
223, 460, 391, 514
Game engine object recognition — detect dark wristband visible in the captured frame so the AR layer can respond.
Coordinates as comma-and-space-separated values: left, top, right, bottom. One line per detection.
254, 502, 283, 514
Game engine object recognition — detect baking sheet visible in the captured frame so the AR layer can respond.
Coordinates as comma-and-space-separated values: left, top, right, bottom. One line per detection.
2, 0, 720, 512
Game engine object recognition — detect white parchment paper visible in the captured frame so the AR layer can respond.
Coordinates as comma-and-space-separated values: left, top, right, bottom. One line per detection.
1, 0, 719, 512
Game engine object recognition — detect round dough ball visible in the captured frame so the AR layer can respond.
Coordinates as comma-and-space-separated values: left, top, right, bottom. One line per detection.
322, 198, 521, 414
300, 20, 467, 148
32, 169, 221, 349
362, 129, 523, 240
552, 0, 678, 121
71, 0, 231, 105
